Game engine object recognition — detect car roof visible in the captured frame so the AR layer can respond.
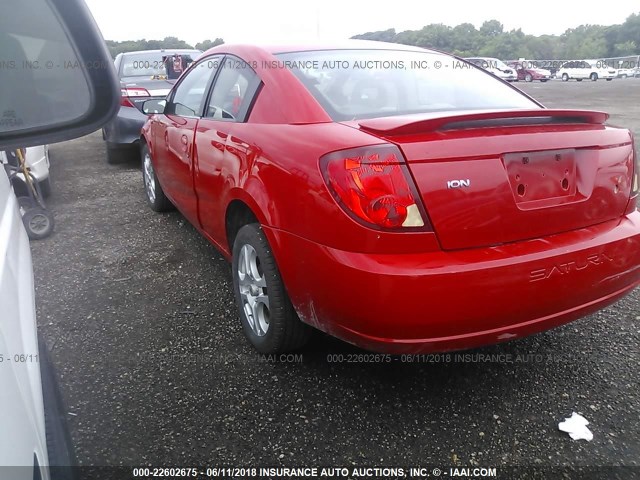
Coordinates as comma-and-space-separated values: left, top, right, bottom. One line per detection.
121, 49, 202, 56
202, 40, 440, 57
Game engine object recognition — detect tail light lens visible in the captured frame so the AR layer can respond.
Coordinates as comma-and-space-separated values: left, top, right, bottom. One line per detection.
320, 145, 431, 230
120, 87, 150, 107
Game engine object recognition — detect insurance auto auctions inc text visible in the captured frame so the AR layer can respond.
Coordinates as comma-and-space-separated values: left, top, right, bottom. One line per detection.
253, 466, 497, 478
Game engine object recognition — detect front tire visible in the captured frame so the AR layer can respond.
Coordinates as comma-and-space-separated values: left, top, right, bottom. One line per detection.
590, 73, 598, 81
525, 73, 533, 82
562, 73, 569, 82
232, 223, 311, 353
141, 143, 173, 212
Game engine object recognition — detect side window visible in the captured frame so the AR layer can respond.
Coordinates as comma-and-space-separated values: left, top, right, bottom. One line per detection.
169, 60, 216, 117
204, 57, 261, 122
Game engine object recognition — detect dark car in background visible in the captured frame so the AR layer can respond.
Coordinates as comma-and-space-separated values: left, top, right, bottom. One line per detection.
102, 49, 201, 163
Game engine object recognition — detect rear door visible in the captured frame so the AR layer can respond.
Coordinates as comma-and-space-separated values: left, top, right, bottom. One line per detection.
194, 56, 262, 243
576, 61, 590, 79
154, 57, 221, 224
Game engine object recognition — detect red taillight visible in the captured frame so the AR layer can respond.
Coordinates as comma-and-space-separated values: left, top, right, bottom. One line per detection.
120, 87, 150, 107
321, 145, 430, 230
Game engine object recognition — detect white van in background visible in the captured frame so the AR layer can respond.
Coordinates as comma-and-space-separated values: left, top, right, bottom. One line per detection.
557, 60, 617, 81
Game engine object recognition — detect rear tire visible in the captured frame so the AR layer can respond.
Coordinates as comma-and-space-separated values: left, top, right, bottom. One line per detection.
606, 78, 613, 81
562, 73, 569, 82
232, 223, 312, 353
590, 73, 598, 81
106, 144, 137, 165
525, 73, 533, 82
141, 143, 173, 212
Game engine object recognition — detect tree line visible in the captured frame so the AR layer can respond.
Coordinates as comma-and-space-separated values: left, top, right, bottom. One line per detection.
106, 37, 224, 58
104, 13, 640, 61
351, 13, 640, 60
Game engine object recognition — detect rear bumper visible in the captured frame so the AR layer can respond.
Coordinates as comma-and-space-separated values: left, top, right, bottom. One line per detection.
102, 105, 148, 147
266, 212, 640, 353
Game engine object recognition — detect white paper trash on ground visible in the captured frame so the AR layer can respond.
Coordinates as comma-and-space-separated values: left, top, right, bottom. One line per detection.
558, 412, 594, 441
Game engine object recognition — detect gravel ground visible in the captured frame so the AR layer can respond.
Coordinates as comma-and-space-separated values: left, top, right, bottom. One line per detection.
31, 79, 639, 475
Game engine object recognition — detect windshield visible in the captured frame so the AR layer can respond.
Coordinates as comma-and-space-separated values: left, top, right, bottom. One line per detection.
120, 51, 201, 78
278, 50, 538, 121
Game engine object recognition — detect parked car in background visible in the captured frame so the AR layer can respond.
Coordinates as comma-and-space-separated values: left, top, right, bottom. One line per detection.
465, 57, 517, 81
0, 145, 51, 197
557, 60, 616, 81
102, 49, 202, 163
507, 61, 551, 82
616, 67, 636, 78
139, 42, 639, 355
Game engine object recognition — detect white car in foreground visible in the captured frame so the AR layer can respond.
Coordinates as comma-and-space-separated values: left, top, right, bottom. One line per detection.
0, 171, 71, 478
0, 146, 52, 197
1, 0, 119, 476
557, 60, 616, 81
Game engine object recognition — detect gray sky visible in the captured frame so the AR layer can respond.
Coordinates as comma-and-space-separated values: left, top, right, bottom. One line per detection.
85, 0, 639, 45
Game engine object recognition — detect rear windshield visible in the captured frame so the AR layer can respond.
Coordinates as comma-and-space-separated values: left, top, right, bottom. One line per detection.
277, 49, 539, 121
120, 51, 201, 78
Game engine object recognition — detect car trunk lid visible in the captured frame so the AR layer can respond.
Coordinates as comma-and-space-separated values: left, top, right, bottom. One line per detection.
355, 109, 635, 250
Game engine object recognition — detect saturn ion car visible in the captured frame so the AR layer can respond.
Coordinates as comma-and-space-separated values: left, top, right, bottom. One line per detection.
138, 42, 640, 354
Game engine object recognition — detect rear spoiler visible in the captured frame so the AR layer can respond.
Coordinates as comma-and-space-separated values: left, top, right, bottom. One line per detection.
358, 109, 609, 136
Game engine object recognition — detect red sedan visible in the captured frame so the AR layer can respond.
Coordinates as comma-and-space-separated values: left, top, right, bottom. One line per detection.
139, 42, 640, 354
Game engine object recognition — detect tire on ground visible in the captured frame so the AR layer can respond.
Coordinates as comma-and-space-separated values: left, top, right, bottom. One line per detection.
141, 143, 173, 212
232, 223, 312, 353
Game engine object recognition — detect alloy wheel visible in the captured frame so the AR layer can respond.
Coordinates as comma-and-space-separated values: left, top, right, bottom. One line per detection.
143, 151, 156, 203
237, 244, 270, 337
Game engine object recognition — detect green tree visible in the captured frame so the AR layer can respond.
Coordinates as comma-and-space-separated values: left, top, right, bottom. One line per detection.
451, 23, 480, 56
352, 28, 397, 42
195, 38, 225, 51
479, 20, 504, 38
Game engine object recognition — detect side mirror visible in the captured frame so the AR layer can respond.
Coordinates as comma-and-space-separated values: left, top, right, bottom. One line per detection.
0, 0, 119, 150
142, 99, 167, 115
